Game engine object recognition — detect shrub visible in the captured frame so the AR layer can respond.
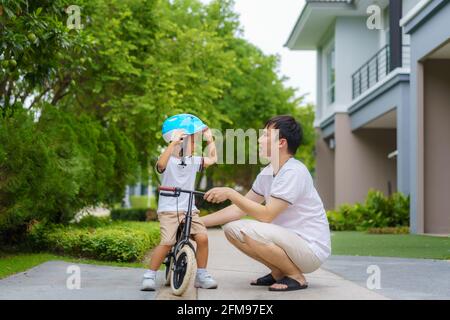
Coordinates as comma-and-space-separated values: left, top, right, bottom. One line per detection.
27, 221, 160, 262
75, 215, 113, 228
367, 226, 410, 234
327, 190, 410, 231
110, 208, 157, 221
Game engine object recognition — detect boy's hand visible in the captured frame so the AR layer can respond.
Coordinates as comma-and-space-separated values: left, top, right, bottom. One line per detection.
170, 130, 186, 145
203, 128, 214, 143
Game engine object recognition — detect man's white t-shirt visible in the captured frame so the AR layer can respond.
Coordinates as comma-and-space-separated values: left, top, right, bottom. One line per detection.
251, 158, 331, 262
157, 156, 203, 213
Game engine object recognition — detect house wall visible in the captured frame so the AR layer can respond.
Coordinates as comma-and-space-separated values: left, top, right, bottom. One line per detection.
406, 0, 450, 233
334, 113, 397, 206
314, 129, 335, 210
423, 59, 450, 234
332, 17, 379, 113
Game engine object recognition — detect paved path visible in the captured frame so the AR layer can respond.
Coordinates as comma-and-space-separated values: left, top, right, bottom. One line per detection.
322, 256, 450, 300
0, 261, 156, 300
1, 228, 448, 300
198, 229, 388, 300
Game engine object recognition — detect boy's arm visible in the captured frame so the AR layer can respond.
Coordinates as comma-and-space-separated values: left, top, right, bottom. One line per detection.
157, 130, 184, 173
202, 128, 217, 168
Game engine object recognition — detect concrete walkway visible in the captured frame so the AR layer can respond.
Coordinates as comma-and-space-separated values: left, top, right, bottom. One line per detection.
322, 256, 450, 300
1, 228, 448, 300
198, 229, 388, 300
0, 261, 156, 300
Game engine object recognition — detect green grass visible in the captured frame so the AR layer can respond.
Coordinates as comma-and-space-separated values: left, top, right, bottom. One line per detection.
130, 195, 156, 209
331, 231, 450, 259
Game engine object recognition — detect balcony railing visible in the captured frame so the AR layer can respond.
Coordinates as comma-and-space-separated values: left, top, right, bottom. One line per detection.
352, 45, 410, 99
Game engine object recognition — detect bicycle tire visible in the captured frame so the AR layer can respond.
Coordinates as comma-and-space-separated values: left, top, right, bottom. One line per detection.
170, 245, 196, 296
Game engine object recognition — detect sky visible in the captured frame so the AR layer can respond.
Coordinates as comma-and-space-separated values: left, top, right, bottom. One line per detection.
201, 0, 317, 104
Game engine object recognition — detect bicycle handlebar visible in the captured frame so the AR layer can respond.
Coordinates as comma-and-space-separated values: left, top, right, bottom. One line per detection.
158, 186, 176, 192
158, 186, 205, 196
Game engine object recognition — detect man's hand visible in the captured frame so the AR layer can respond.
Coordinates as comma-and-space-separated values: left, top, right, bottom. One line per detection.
204, 187, 234, 203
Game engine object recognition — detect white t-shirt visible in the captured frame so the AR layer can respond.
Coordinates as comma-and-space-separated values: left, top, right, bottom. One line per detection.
157, 156, 203, 213
251, 158, 331, 262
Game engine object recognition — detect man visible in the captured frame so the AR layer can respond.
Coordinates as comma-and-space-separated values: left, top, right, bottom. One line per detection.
201, 115, 331, 291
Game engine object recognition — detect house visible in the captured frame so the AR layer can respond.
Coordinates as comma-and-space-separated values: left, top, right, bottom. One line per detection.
286, 0, 450, 234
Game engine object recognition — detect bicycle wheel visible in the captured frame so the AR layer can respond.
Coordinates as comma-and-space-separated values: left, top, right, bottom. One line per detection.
170, 245, 196, 296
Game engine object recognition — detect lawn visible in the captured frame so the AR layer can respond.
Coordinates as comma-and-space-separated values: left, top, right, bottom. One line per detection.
331, 231, 450, 260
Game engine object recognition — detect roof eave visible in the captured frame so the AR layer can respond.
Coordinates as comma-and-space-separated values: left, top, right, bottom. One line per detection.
285, 0, 356, 50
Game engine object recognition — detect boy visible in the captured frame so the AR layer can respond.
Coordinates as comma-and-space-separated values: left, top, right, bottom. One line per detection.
141, 125, 218, 291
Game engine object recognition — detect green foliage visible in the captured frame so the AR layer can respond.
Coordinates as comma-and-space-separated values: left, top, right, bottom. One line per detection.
0, 0, 92, 112
76, 215, 113, 228
130, 196, 153, 209
0, 106, 138, 243
367, 226, 410, 234
27, 221, 160, 262
1, 0, 317, 244
110, 208, 156, 222
327, 190, 410, 231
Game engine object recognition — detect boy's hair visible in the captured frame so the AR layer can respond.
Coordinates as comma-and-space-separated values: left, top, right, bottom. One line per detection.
264, 115, 303, 155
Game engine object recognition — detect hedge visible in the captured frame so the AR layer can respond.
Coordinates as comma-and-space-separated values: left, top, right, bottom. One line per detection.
110, 208, 157, 222
27, 221, 160, 262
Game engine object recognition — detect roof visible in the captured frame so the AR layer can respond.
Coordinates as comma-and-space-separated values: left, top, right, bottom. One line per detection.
285, 0, 386, 50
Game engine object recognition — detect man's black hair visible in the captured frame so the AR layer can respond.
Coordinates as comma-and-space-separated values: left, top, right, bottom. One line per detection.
264, 115, 303, 155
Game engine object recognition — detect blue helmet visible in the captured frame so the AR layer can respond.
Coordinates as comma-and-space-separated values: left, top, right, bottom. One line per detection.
162, 114, 208, 143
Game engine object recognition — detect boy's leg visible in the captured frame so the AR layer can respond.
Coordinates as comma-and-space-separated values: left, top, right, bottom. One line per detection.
151, 211, 179, 270
192, 232, 218, 289
192, 233, 208, 268
149, 244, 172, 271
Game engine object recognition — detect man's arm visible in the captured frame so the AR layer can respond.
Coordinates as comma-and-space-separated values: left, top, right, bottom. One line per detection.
201, 190, 264, 227
204, 188, 289, 223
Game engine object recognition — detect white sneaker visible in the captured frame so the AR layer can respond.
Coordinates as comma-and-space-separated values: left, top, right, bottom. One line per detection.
141, 272, 156, 291
195, 272, 218, 289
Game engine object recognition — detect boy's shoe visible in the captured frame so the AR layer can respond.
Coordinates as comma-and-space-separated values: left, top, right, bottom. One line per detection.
141, 272, 157, 291
195, 272, 218, 289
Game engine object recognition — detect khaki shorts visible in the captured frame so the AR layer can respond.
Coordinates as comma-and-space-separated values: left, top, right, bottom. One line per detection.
222, 219, 322, 274
158, 211, 207, 246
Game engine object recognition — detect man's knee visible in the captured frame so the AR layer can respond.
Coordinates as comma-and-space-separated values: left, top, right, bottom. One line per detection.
223, 220, 245, 242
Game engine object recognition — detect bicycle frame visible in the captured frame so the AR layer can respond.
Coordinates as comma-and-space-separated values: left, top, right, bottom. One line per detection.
158, 186, 205, 252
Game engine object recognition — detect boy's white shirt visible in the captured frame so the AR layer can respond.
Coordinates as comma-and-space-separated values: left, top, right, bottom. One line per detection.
157, 155, 203, 213
251, 157, 331, 263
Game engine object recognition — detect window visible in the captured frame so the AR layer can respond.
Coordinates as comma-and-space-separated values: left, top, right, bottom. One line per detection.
326, 45, 335, 105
